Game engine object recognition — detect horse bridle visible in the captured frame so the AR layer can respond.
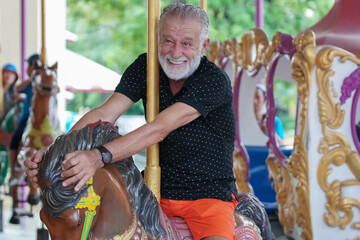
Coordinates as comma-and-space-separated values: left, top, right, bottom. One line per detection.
31, 69, 60, 95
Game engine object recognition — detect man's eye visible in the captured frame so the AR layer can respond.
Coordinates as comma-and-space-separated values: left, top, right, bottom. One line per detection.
165, 39, 172, 43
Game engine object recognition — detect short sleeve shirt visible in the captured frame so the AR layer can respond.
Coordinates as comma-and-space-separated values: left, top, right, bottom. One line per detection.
115, 53, 237, 202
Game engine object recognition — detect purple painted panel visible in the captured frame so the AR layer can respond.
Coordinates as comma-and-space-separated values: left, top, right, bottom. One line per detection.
339, 67, 360, 153
351, 90, 360, 154
265, 33, 296, 167
266, 55, 288, 167
232, 69, 250, 181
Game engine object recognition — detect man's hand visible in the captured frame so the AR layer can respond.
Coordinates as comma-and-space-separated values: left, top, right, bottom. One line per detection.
61, 149, 104, 192
25, 148, 47, 188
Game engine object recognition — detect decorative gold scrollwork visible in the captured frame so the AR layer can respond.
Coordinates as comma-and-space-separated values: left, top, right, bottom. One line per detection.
266, 157, 295, 235
263, 31, 282, 66
239, 28, 269, 72
288, 30, 316, 240
233, 151, 252, 193
316, 47, 360, 231
208, 41, 223, 68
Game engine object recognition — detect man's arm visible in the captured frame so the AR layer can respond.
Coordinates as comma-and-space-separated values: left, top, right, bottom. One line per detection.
70, 92, 134, 131
61, 101, 201, 191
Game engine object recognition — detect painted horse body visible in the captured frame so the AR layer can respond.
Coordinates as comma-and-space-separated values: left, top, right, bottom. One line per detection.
10, 61, 60, 222
13, 61, 60, 182
39, 121, 273, 240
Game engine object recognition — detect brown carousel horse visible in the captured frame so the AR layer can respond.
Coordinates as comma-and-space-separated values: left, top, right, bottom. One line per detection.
38, 121, 274, 240
10, 60, 60, 223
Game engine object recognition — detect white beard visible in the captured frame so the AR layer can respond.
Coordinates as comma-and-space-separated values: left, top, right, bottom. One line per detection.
158, 51, 201, 81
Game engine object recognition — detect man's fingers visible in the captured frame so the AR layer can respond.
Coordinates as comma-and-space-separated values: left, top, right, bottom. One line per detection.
26, 168, 39, 178
62, 171, 85, 190
62, 151, 79, 165
74, 177, 89, 192
32, 148, 46, 163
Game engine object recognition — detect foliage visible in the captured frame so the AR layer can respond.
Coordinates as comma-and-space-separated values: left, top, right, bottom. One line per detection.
67, 0, 334, 74
66, 0, 334, 117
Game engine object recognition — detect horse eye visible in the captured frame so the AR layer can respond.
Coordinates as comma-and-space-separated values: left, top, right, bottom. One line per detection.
78, 217, 82, 226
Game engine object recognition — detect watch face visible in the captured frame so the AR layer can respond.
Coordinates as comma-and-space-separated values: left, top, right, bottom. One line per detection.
102, 152, 112, 165
97, 146, 112, 166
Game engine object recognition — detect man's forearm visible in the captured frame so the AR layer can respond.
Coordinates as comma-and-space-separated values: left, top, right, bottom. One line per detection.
69, 107, 114, 132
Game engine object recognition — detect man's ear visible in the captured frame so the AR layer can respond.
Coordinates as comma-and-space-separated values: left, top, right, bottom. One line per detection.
201, 38, 210, 56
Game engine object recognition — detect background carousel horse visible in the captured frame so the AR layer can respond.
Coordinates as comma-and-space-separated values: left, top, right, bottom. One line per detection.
9, 60, 61, 223
38, 121, 275, 240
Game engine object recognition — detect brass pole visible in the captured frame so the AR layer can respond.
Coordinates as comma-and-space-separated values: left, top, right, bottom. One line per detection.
40, 0, 46, 65
200, 0, 207, 12
145, 0, 161, 201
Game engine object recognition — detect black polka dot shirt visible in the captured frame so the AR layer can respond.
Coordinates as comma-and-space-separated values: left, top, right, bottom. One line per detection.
115, 53, 237, 202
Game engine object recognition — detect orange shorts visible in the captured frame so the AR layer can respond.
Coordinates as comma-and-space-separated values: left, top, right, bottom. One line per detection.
160, 194, 238, 240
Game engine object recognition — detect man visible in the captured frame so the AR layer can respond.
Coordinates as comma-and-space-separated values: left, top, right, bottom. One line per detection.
26, 4, 237, 240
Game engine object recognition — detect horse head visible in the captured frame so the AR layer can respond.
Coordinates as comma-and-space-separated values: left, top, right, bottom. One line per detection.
32, 60, 59, 96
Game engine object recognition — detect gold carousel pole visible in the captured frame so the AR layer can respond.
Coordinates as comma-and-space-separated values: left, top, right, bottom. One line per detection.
200, 0, 207, 12
145, 0, 161, 201
40, 0, 46, 65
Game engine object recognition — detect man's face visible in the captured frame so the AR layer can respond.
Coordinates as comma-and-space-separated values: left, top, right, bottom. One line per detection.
158, 16, 209, 81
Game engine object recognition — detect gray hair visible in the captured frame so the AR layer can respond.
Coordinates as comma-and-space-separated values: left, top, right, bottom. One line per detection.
158, 3, 209, 44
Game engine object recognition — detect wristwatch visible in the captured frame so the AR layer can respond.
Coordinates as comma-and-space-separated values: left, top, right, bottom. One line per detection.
95, 145, 113, 166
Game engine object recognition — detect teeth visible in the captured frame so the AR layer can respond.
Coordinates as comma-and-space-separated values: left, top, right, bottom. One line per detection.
169, 59, 184, 65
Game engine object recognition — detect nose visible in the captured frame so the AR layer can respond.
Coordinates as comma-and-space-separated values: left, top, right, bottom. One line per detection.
171, 42, 183, 59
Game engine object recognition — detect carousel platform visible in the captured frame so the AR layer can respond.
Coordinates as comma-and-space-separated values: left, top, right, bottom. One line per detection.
0, 192, 45, 240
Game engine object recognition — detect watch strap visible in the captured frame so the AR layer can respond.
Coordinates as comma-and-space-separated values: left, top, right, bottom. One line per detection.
95, 145, 112, 166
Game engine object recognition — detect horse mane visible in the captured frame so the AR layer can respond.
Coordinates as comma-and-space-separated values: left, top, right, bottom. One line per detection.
38, 120, 165, 238
114, 158, 165, 238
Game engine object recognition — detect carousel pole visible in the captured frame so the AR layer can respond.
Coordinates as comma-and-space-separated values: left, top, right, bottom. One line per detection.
256, 0, 264, 29
40, 0, 46, 65
37, 2, 50, 239
21, 0, 26, 81
144, 0, 161, 201
200, 0, 207, 12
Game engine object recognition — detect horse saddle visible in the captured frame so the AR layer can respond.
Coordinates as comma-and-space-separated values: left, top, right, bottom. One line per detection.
158, 205, 262, 240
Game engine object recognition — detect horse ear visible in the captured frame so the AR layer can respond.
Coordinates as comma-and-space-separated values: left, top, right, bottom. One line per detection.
34, 59, 42, 69
50, 62, 58, 71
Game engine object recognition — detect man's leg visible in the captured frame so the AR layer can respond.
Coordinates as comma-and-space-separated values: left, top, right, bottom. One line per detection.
161, 194, 238, 240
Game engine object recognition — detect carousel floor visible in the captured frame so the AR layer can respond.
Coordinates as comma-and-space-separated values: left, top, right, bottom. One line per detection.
0, 193, 44, 240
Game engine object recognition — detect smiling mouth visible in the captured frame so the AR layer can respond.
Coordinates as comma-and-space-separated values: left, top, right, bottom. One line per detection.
168, 59, 187, 66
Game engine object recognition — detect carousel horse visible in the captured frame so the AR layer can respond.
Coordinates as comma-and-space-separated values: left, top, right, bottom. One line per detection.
38, 121, 275, 240
10, 60, 60, 223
